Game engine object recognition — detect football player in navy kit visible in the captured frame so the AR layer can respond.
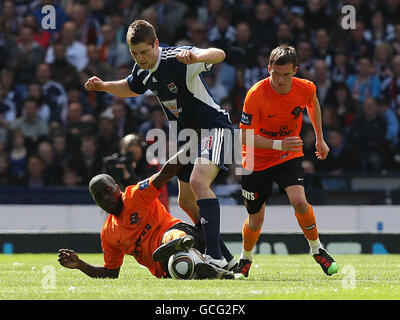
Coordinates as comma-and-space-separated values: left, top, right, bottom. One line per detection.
85, 19, 235, 270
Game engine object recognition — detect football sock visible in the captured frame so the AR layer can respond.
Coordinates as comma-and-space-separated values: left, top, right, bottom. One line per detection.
240, 218, 261, 261
197, 198, 222, 259
294, 204, 323, 254
195, 221, 233, 262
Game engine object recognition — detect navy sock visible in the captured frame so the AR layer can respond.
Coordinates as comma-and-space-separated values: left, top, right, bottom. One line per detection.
197, 198, 222, 259
195, 221, 233, 262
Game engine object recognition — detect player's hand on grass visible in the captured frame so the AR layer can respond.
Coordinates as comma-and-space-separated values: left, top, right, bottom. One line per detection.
85, 76, 105, 91
176, 49, 199, 65
315, 139, 330, 160
58, 249, 80, 269
281, 136, 303, 151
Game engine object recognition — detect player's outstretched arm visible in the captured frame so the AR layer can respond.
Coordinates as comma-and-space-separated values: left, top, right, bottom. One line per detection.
152, 140, 197, 190
85, 76, 139, 98
58, 249, 120, 279
176, 48, 226, 65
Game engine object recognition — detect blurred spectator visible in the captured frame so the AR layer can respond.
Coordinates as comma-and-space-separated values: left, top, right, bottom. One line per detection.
275, 22, 294, 46
11, 97, 49, 145
108, 10, 125, 43
378, 98, 400, 149
68, 135, 102, 186
316, 129, 362, 174
373, 42, 394, 81
311, 59, 335, 106
45, 21, 89, 72
322, 106, 343, 134
70, 2, 102, 46
96, 115, 120, 159
313, 28, 334, 68
203, 71, 228, 104
1, 68, 24, 116
0, 18, 18, 71
181, 21, 210, 49
98, 23, 131, 69
35, 63, 68, 123
149, 0, 188, 43
7, 128, 28, 179
346, 57, 381, 107
329, 81, 356, 128
207, 11, 236, 52
303, 0, 332, 33
390, 23, 400, 55
346, 20, 374, 63
13, 25, 45, 84
231, 0, 255, 25
85, 43, 115, 81
140, 6, 172, 46
51, 129, 68, 168
172, 9, 200, 45
1, 0, 21, 36
228, 68, 247, 125
111, 100, 138, 139
380, 54, 400, 118
48, 41, 81, 88
23, 13, 51, 50
0, 81, 17, 126
37, 139, 63, 185
63, 166, 82, 187
138, 107, 169, 141
0, 151, 19, 186
64, 101, 96, 154
244, 46, 269, 91
227, 21, 257, 69
346, 97, 388, 172
365, 10, 394, 46
26, 81, 51, 124
20, 154, 49, 187
297, 40, 314, 80
330, 49, 355, 83
251, 2, 277, 49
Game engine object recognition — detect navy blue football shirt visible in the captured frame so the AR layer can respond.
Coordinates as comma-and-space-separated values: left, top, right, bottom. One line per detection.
126, 46, 232, 133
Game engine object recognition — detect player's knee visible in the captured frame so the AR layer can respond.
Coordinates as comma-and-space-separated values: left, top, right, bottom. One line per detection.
189, 174, 209, 194
291, 197, 308, 214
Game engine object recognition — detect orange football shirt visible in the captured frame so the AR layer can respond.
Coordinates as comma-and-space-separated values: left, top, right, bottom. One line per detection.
240, 77, 316, 171
100, 177, 180, 278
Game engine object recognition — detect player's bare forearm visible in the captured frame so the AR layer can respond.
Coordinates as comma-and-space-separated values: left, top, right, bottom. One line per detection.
58, 249, 119, 278
196, 48, 226, 64
152, 140, 197, 189
102, 79, 139, 98
85, 76, 139, 98
307, 98, 324, 141
241, 129, 303, 151
76, 259, 120, 279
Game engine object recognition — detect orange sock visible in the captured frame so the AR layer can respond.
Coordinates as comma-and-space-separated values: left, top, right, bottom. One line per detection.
242, 218, 261, 252
295, 204, 319, 241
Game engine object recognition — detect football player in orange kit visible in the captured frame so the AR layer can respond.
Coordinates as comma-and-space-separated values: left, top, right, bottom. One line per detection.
58, 142, 235, 280
236, 45, 338, 277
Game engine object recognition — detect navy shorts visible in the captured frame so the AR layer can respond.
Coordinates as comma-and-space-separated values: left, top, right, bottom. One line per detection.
241, 157, 305, 214
177, 128, 232, 183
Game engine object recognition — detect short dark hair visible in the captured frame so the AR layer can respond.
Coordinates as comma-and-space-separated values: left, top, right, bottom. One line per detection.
269, 45, 298, 68
126, 19, 157, 46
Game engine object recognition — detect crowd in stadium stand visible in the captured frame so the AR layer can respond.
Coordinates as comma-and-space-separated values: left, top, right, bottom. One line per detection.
0, 0, 400, 191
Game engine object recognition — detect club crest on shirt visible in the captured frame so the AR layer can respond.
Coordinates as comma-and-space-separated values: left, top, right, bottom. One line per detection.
167, 82, 178, 94
291, 106, 302, 119
130, 212, 142, 225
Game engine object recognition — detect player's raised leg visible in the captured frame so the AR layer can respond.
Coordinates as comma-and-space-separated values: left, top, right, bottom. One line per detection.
286, 185, 338, 276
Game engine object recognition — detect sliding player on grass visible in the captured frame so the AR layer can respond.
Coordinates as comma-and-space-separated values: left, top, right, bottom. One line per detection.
58, 142, 236, 280
236, 45, 338, 277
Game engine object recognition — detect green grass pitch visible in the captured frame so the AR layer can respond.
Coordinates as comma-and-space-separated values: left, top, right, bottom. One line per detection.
1, 253, 399, 300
